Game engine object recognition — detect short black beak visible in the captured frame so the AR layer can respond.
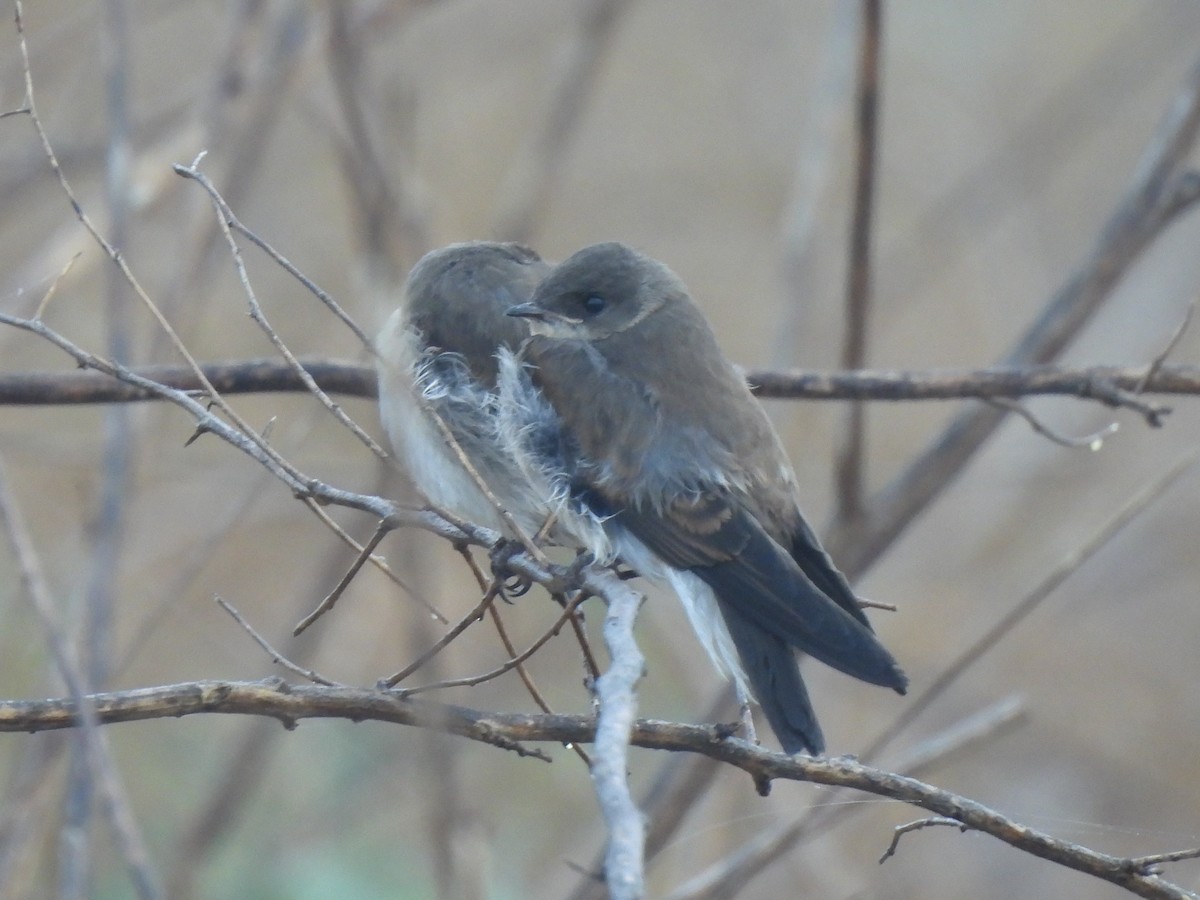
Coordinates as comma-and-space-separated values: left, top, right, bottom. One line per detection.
506, 302, 546, 320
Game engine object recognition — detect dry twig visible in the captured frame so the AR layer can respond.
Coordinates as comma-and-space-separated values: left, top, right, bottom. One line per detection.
215, 596, 341, 687
6, 359, 1200, 413
1, 682, 1195, 900
174, 160, 387, 458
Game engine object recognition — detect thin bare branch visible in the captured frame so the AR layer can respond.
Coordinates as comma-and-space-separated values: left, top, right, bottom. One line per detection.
985, 397, 1119, 449
422, 401, 551, 565
0, 359, 374, 405
400, 591, 589, 696
1, 681, 1195, 899
171, 161, 377, 352
174, 162, 387, 458
6, 359, 1199, 412
0, 312, 586, 618
0, 310, 310, 492
293, 521, 392, 636
885, 694, 1026, 774
31, 251, 80, 320
11, 6, 298, 489
0, 734, 67, 890
456, 541, 594, 765
872, 4, 1196, 314
1130, 848, 1200, 870
451, 545, 586, 755
773, 0, 858, 368
380, 581, 507, 689
1136, 296, 1197, 393
153, 3, 312, 355
215, 597, 341, 687
165, 495, 408, 898
856, 597, 897, 612
300, 497, 442, 621
454, 548, 603, 745
568, 601, 603, 684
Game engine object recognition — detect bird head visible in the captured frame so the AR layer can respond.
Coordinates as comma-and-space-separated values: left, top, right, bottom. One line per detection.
506, 242, 683, 342
401, 241, 548, 383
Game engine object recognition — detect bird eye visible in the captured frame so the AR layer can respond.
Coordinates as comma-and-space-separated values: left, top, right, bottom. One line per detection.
583, 294, 606, 315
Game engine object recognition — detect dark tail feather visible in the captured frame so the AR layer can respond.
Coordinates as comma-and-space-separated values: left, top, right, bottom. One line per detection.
720, 601, 824, 755
697, 524, 907, 694
787, 515, 870, 627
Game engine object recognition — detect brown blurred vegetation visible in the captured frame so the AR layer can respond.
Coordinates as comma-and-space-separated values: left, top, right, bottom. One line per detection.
2, 2, 1200, 898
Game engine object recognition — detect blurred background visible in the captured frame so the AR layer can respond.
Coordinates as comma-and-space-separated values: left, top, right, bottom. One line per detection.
1, 1, 1200, 898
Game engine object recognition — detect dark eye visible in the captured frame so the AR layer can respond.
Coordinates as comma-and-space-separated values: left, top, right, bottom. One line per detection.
583, 294, 606, 315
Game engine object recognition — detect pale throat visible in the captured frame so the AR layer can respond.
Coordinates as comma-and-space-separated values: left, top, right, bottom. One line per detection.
525, 316, 583, 339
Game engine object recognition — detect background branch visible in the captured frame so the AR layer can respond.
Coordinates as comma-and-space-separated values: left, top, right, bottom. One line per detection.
1, 358, 1197, 410
4, 4, 1200, 899
827, 52, 1200, 576
833, 0, 882, 525
0, 681, 1194, 900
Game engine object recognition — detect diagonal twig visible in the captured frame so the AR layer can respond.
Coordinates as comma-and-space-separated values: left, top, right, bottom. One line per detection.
398, 590, 590, 696
215, 596, 341, 687
293, 520, 392, 636
1135, 297, 1197, 393
174, 160, 388, 458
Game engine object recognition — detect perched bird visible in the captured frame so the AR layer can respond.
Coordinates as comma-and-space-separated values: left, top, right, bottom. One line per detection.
375, 241, 556, 536
506, 242, 907, 754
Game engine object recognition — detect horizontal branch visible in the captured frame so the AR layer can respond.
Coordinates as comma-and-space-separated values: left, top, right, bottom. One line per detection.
745, 364, 1199, 403
0, 357, 1196, 409
0, 679, 1192, 900
0, 359, 377, 405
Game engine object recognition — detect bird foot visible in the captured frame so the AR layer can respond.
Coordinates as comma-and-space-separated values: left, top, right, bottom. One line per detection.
488, 538, 532, 599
